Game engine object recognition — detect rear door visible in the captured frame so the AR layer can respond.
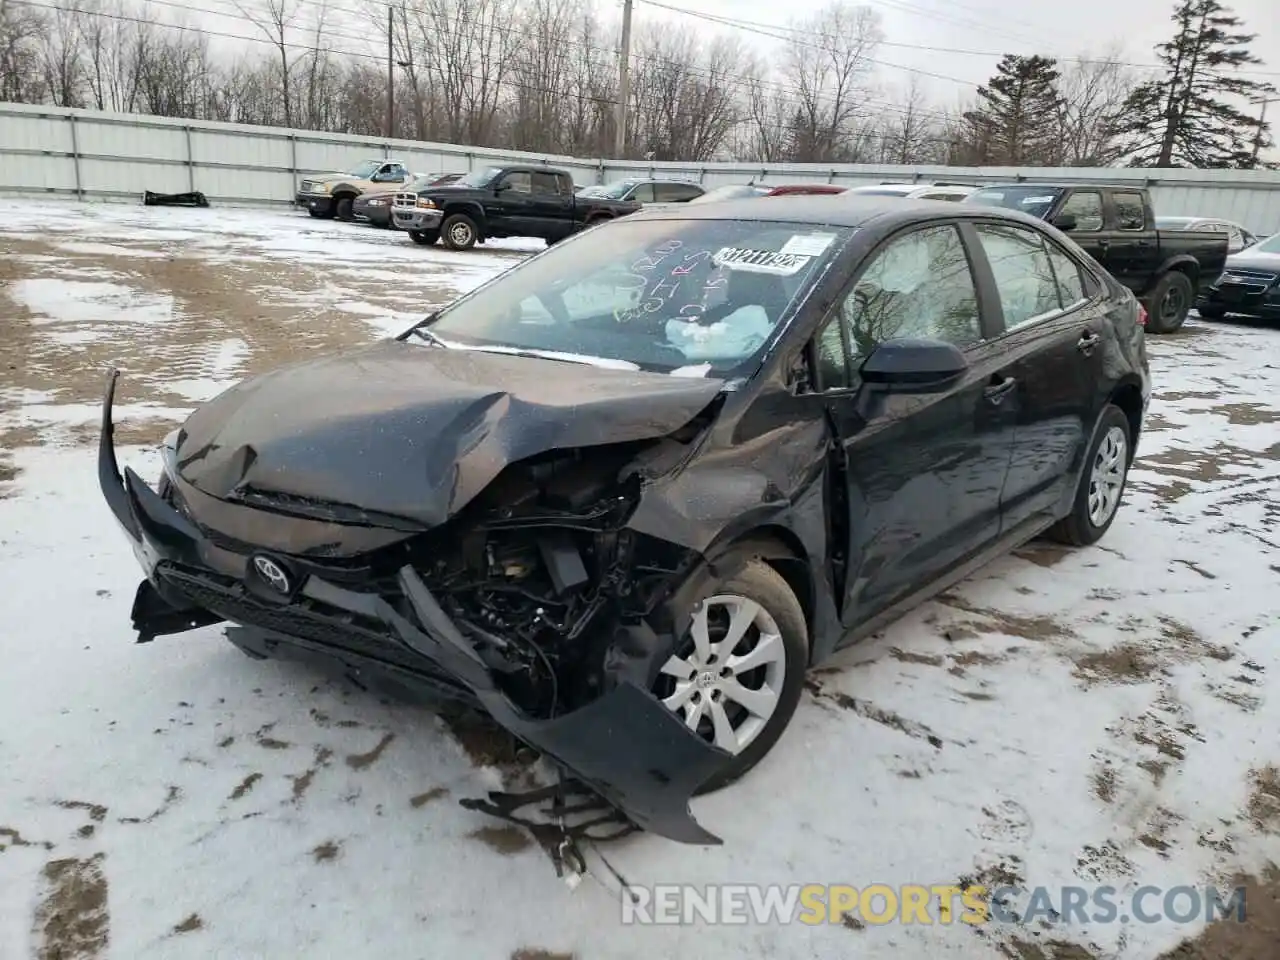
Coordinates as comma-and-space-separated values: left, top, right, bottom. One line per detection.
1100, 189, 1160, 294
964, 219, 1107, 533
815, 222, 1016, 624
529, 170, 575, 238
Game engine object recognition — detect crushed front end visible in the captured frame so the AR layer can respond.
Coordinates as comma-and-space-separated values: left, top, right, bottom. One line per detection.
98, 369, 731, 845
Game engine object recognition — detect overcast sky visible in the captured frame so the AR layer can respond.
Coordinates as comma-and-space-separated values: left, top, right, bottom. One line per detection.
186, 0, 1278, 156
660, 0, 1278, 110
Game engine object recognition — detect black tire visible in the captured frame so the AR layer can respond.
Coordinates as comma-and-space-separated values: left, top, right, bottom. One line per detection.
410, 229, 439, 246
1197, 303, 1226, 321
1146, 271, 1194, 333
650, 557, 809, 794
1046, 403, 1132, 547
334, 195, 355, 221
441, 213, 478, 250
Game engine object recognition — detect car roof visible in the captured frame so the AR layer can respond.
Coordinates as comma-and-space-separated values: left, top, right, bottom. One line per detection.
622, 194, 1051, 231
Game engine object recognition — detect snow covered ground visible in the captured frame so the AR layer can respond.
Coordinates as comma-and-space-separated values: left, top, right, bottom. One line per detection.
1, 199, 1278, 960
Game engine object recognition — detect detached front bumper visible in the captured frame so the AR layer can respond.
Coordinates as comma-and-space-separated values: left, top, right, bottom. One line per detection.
392, 208, 443, 232
97, 370, 729, 845
296, 192, 333, 214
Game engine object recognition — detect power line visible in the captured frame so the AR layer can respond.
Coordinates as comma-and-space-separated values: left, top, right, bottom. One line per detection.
639, 0, 1280, 81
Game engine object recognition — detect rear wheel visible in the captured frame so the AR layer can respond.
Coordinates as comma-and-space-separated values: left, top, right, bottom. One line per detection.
442, 213, 479, 250
410, 229, 439, 246
334, 195, 355, 221
1047, 404, 1132, 546
651, 558, 808, 793
1146, 271, 1194, 333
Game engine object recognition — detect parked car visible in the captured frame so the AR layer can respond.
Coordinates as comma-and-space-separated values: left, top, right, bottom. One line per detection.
295, 159, 414, 221
1154, 216, 1259, 254
965, 184, 1229, 333
390, 164, 639, 250
577, 177, 705, 204
688, 183, 772, 203
844, 183, 974, 202
1196, 231, 1280, 322
98, 196, 1149, 847
353, 175, 435, 228
759, 184, 847, 196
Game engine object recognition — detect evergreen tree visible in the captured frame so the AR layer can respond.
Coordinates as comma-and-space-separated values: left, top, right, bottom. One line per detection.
1120, 0, 1275, 168
959, 55, 1063, 165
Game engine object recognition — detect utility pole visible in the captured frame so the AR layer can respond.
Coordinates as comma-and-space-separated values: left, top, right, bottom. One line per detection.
1251, 97, 1276, 164
614, 0, 633, 158
386, 5, 395, 139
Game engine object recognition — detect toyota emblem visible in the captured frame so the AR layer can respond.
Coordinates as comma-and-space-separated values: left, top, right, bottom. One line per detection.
252, 555, 291, 595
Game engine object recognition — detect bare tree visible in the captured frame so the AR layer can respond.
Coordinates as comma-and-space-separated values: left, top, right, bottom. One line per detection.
783, 0, 883, 162
234, 0, 300, 128
876, 76, 944, 163
1054, 49, 1136, 165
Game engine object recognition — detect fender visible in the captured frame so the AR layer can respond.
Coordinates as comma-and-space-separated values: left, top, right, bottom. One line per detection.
440, 200, 487, 230
1144, 254, 1200, 297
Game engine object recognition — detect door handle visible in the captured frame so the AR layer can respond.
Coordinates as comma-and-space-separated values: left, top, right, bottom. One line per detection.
1077, 331, 1100, 354
983, 376, 1017, 404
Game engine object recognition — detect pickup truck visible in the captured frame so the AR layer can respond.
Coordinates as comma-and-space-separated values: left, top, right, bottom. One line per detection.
391, 164, 640, 250
965, 184, 1230, 333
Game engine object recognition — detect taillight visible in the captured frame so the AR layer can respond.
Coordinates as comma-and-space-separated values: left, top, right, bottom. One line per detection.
1136, 303, 1148, 328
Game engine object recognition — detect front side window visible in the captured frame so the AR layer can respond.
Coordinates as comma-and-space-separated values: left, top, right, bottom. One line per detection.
840, 224, 982, 364
974, 223, 1063, 331
501, 171, 532, 194
531, 171, 563, 195
1113, 192, 1146, 230
419, 219, 851, 376
629, 183, 656, 203
1060, 191, 1104, 231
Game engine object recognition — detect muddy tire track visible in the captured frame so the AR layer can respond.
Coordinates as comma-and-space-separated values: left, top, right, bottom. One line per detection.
33, 853, 110, 960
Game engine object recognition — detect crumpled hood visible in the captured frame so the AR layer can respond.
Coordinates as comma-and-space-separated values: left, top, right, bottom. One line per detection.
175, 339, 724, 528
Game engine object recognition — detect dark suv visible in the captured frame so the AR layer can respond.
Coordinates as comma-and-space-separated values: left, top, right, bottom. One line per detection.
99, 197, 1149, 849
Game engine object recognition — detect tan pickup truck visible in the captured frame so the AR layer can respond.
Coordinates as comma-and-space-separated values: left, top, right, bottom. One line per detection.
294, 159, 415, 221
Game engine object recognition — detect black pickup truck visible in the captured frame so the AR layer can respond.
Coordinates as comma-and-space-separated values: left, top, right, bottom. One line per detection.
391, 164, 640, 250
965, 184, 1230, 333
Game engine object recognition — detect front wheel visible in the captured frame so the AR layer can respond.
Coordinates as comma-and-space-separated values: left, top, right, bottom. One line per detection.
441, 213, 478, 250
334, 196, 355, 221
1047, 403, 1132, 546
650, 557, 808, 794
1146, 271, 1194, 333
410, 229, 439, 246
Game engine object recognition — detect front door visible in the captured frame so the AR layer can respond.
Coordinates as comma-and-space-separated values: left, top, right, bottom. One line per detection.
489, 170, 534, 233
814, 223, 1015, 625
965, 220, 1106, 531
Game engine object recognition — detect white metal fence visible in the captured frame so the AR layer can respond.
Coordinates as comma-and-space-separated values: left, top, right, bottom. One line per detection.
3, 101, 1280, 235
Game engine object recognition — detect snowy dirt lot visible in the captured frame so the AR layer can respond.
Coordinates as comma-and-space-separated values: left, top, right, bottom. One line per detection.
1, 199, 1279, 960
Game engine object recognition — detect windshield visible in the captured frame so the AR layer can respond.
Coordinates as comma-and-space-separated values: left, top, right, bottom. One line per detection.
413, 218, 851, 376
690, 184, 768, 204
966, 186, 1062, 219
455, 166, 504, 188
347, 160, 382, 179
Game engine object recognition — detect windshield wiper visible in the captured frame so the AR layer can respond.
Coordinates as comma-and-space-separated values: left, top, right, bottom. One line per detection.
400, 311, 444, 345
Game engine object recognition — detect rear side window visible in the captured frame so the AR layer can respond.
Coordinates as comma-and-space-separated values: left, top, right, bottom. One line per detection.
1044, 242, 1088, 307
1060, 191, 1103, 232
1113, 192, 1146, 230
974, 223, 1063, 331
654, 182, 702, 202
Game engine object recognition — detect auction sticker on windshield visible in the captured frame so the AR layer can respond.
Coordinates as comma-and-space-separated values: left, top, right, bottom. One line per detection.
780, 233, 837, 257
712, 247, 811, 275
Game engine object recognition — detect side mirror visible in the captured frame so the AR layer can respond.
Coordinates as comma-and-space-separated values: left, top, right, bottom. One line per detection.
1051, 212, 1077, 232
494, 181, 510, 193
860, 338, 969, 394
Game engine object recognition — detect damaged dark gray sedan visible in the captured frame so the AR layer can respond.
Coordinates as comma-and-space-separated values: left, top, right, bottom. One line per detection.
99, 197, 1150, 847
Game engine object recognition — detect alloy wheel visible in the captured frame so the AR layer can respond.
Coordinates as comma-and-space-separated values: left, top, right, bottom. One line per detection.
1087, 425, 1127, 527
656, 594, 786, 755
450, 221, 474, 246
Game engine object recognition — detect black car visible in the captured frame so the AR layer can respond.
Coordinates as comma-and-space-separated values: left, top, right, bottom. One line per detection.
99, 197, 1149, 849
965, 184, 1229, 333
1196, 231, 1280, 322
390, 165, 640, 250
